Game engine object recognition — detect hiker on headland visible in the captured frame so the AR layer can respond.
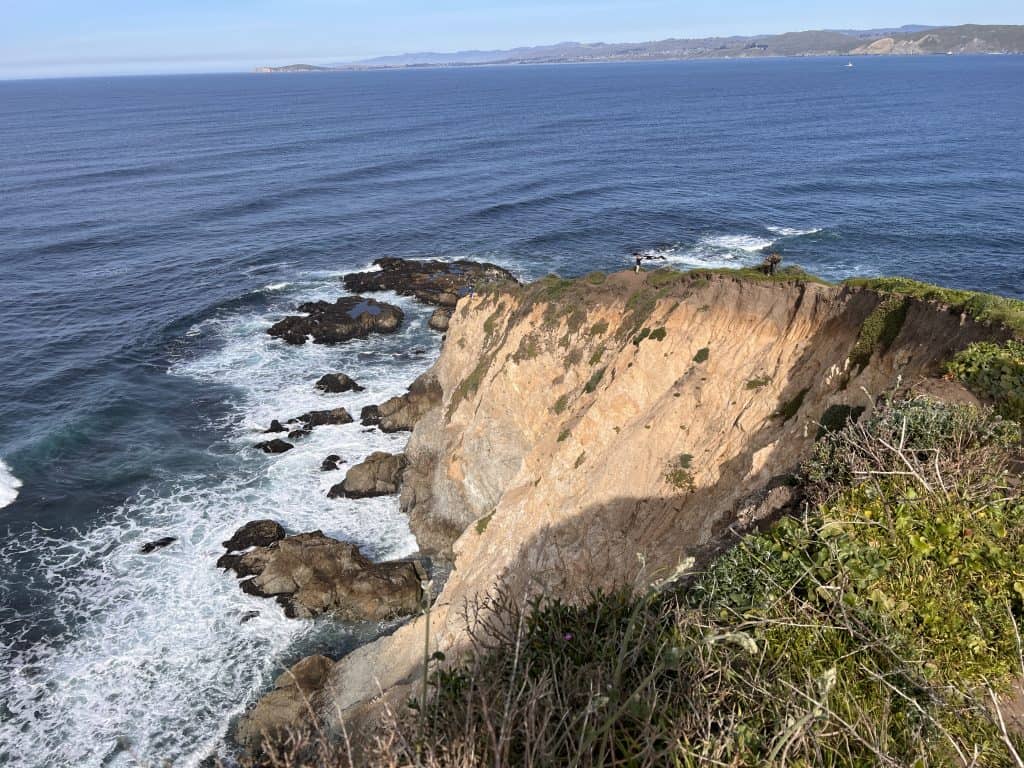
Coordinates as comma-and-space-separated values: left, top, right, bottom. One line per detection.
632, 249, 666, 274
634, 252, 643, 273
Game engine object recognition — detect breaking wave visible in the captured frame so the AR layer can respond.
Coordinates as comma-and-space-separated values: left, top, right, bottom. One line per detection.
0, 459, 21, 510
0, 277, 435, 767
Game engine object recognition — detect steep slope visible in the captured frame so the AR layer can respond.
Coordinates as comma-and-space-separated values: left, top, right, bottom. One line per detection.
309, 268, 1009, 736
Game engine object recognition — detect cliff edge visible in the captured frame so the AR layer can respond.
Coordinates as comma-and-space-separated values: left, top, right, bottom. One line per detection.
300, 267, 1008, 741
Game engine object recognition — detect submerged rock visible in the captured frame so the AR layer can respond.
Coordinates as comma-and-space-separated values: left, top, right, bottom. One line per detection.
315, 372, 364, 394
140, 536, 176, 554
255, 438, 294, 454
268, 296, 403, 345
343, 257, 518, 306
321, 454, 345, 472
328, 452, 407, 499
221, 531, 424, 620
270, 407, 354, 439
234, 654, 335, 753
222, 519, 286, 552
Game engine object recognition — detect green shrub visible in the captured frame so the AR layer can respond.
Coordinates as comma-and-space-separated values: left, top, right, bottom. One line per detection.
693, 347, 709, 364
647, 327, 667, 342
646, 268, 685, 289
948, 340, 1024, 422
513, 334, 540, 362
552, 394, 569, 415
584, 367, 606, 394
664, 453, 695, 490
574, 452, 586, 469
588, 346, 605, 366
815, 404, 866, 439
475, 511, 496, 535
585, 271, 607, 285
557, 428, 570, 443
631, 327, 651, 346
775, 386, 810, 422
845, 276, 1024, 335
588, 320, 609, 337
745, 375, 772, 390
849, 295, 910, 372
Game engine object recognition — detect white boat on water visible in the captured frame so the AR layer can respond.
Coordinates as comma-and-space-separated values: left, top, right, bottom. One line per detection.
846, 61, 854, 68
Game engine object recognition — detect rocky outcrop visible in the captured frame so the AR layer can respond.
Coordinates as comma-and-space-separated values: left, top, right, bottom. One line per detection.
316, 373, 364, 393
140, 536, 176, 554
255, 439, 293, 454
222, 519, 286, 552
343, 257, 518, 307
321, 455, 344, 472
428, 308, 452, 332
275, 407, 354, 439
221, 531, 423, 620
374, 375, 442, 433
268, 297, 403, 345
359, 405, 380, 426
234, 654, 335, 755
328, 452, 406, 499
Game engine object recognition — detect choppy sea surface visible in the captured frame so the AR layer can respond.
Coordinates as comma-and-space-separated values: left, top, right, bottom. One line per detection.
1, 57, 1022, 766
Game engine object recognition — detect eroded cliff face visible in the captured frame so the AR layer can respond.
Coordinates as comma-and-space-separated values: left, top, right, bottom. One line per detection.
313, 269, 1007, 735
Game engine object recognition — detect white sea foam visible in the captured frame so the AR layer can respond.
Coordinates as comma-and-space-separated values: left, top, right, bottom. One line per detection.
767, 226, 823, 237
261, 281, 291, 292
0, 279, 436, 767
0, 459, 21, 509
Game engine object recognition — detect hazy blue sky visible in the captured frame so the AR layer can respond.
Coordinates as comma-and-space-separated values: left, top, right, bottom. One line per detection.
3, 0, 1023, 79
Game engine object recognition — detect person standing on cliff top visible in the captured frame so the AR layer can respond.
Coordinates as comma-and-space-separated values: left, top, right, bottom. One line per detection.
634, 252, 643, 273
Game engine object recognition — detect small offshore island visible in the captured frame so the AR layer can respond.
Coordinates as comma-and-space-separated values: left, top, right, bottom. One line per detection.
226, 257, 1024, 766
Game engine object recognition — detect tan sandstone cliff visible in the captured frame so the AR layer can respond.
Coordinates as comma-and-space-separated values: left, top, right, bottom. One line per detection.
266, 268, 1009, 745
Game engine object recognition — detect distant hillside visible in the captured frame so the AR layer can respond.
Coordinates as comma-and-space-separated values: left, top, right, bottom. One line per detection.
256, 24, 1024, 72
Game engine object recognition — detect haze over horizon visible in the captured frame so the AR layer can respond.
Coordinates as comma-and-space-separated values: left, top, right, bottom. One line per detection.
3, 0, 1024, 80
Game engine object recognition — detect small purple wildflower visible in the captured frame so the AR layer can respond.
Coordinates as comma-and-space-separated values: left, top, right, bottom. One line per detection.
563, 632, 574, 641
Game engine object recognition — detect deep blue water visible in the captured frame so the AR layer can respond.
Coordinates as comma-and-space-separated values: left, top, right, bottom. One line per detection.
0, 57, 1022, 765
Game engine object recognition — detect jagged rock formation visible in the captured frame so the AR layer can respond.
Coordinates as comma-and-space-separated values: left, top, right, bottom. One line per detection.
219, 530, 424, 620
222, 519, 286, 552
328, 452, 407, 499
315, 372, 364, 393
241, 268, 1012, 750
343, 257, 518, 306
373, 375, 442, 433
268, 296, 403, 345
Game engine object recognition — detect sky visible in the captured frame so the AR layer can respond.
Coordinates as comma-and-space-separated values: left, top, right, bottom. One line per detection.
2, 0, 1023, 79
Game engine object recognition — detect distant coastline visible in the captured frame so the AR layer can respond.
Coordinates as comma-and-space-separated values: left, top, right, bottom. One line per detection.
256, 23, 1024, 72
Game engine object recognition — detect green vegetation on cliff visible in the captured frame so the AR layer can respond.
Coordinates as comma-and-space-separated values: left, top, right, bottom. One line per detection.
376, 399, 1024, 767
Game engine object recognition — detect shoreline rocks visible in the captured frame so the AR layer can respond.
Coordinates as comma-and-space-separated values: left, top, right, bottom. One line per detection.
428, 307, 451, 332
256, 438, 294, 454
328, 452, 406, 499
222, 519, 286, 552
321, 455, 344, 472
343, 257, 518, 306
268, 296, 403, 345
219, 528, 424, 621
315, 372, 364, 393
373, 375, 442, 433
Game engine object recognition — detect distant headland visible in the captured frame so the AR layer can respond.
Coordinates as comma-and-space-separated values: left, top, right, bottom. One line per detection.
256, 24, 1024, 72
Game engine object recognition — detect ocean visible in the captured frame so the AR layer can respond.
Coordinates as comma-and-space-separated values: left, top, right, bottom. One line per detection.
1, 56, 1022, 766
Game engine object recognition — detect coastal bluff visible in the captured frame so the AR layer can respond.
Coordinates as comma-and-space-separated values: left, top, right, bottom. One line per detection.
240, 265, 1013, 756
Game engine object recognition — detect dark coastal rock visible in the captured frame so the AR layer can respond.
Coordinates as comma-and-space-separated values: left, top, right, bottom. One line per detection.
221, 531, 424, 621
256, 439, 294, 454
328, 452, 407, 499
359, 404, 381, 426
223, 519, 286, 552
234, 654, 335, 753
240, 610, 260, 624
267, 296, 403, 345
343, 257, 518, 307
140, 536, 176, 554
376, 375, 443, 433
265, 419, 287, 434
294, 407, 354, 428
428, 307, 452, 332
315, 372, 364, 394
321, 454, 344, 472
287, 427, 311, 440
